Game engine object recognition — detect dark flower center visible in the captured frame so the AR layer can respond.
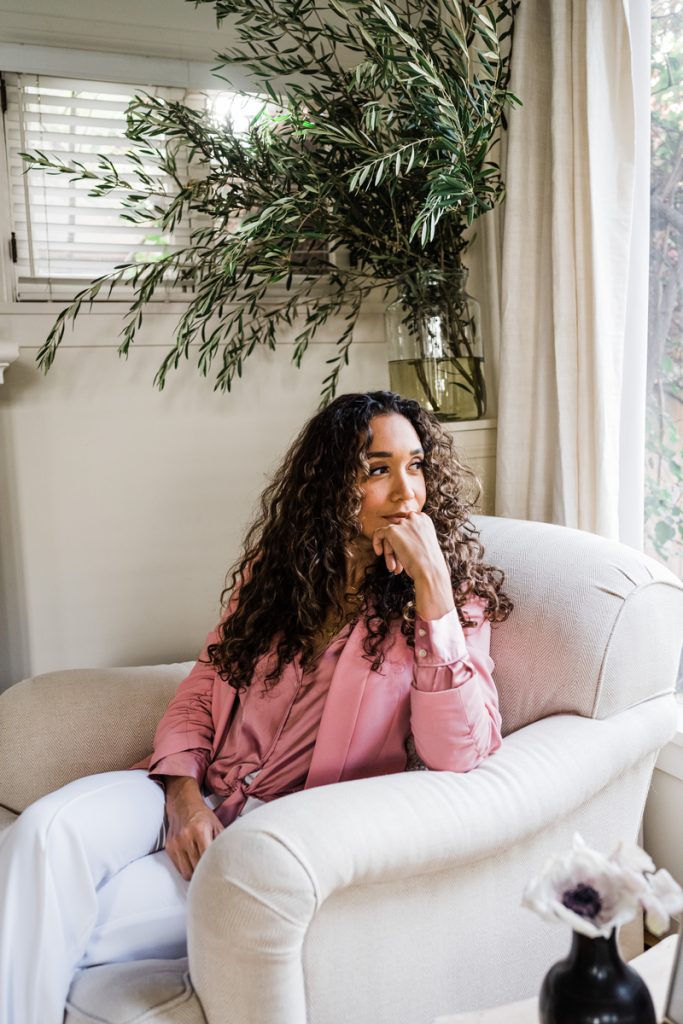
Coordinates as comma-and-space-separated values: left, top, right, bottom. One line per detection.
562, 883, 602, 919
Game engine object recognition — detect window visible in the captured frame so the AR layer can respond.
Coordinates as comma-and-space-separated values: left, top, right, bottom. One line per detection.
647, 0, 683, 693
1, 72, 199, 301
1, 71, 328, 303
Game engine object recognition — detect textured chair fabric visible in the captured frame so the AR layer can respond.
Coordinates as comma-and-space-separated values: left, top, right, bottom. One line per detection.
64, 959, 204, 1024
0, 663, 191, 814
474, 516, 683, 732
0, 806, 16, 835
0, 516, 681, 1024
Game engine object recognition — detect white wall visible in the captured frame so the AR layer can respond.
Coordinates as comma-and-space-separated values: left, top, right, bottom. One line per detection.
0, 308, 389, 689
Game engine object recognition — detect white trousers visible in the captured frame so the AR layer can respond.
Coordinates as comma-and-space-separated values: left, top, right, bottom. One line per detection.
0, 770, 228, 1024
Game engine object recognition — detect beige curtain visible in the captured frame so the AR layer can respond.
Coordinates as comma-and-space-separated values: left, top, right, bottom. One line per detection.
483, 0, 639, 538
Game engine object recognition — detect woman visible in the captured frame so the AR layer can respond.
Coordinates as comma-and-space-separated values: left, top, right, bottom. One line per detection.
0, 390, 511, 1024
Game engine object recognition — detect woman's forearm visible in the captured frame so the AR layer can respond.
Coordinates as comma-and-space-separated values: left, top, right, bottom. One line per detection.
161, 774, 204, 814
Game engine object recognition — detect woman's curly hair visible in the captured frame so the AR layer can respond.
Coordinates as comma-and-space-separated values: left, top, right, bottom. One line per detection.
208, 391, 512, 690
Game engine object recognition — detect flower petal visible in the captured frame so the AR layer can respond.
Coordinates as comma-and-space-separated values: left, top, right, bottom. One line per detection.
643, 894, 670, 937
641, 869, 683, 935
611, 841, 655, 876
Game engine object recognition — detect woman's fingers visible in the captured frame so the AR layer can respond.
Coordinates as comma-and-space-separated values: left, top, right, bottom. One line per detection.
188, 819, 220, 868
188, 839, 203, 874
175, 835, 206, 879
373, 530, 405, 574
167, 840, 194, 882
166, 806, 224, 880
382, 540, 405, 575
374, 528, 405, 577
383, 538, 396, 573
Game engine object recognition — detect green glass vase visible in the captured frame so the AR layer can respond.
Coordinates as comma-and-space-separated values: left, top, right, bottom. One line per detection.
385, 268, 486, 421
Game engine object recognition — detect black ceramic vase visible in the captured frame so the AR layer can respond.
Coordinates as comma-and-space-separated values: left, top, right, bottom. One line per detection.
539, 929, 656, 1024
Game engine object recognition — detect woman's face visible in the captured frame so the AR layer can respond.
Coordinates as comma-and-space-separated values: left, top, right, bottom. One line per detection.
357, 413, 427, 542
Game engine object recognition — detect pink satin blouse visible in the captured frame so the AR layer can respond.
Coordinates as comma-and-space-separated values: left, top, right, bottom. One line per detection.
142, 600, 503, 826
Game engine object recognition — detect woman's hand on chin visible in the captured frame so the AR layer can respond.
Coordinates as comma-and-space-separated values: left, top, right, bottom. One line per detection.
162, 775, 224, 881
371, 512, 455, 619
371, 511, 444, 580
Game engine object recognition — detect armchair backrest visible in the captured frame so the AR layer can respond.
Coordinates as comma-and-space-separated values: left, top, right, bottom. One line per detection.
0, 663, 189, 814
475, 516, 683, 735
1, 516, 681, 814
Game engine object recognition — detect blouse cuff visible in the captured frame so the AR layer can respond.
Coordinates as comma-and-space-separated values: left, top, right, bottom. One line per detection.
148, 751, 208, 785
413, 607, 469, 667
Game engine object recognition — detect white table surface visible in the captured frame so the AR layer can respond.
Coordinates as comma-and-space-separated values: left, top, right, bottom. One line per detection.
434, 934, 677, 1024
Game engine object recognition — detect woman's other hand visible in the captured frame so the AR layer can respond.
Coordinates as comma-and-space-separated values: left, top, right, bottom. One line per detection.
162, 775, 224, 881
372, 511, 455, 619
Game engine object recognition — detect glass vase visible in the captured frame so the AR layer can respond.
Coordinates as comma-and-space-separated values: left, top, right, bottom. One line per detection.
539, 929, 656, 1024
385, 268, 486, 421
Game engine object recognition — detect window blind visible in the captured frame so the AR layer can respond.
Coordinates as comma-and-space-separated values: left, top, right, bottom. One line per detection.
2, 72, 199, 301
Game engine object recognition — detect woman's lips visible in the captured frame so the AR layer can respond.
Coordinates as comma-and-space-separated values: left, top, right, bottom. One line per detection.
382, 514, 409, 523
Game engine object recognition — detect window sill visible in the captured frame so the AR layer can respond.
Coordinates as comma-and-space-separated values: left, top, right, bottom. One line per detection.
441, 419, 498, 434
0, 301, 194, 316
0, 294, 388, 318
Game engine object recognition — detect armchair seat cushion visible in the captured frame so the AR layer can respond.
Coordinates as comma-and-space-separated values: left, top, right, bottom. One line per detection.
65, 959, 205, 1024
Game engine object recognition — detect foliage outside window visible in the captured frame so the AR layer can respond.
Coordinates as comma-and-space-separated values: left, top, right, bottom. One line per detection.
647, 0, 683, 692
647, 1, 683, 570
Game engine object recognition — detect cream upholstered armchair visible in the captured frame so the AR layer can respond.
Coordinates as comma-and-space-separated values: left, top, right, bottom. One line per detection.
0, 516, 681, 1024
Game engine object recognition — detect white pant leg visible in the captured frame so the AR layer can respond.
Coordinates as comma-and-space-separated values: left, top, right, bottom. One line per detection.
79, 847, 189, 967
0, 770, 166, 1024
79, 789, 267, 968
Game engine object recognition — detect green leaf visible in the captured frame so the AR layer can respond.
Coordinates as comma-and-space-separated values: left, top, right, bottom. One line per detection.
655, 520, 676, 545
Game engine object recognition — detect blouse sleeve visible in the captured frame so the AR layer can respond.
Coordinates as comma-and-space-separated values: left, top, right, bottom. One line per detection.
149, 576, 247, 784
147, 624, 226, 786
409, 598, 502, 773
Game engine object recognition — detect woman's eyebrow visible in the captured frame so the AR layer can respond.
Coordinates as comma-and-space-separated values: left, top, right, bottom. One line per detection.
367, 448, 424, 458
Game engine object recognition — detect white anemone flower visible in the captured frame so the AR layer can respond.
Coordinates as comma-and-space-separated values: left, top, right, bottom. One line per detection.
522, 834, 665, 939
611, 840, 655, 877
640, 869, 683, 936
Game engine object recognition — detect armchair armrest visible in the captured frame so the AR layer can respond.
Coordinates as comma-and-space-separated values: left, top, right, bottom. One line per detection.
187, 694, 676, 1024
